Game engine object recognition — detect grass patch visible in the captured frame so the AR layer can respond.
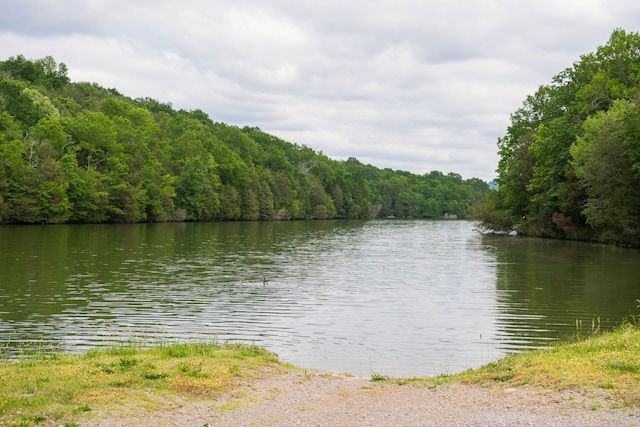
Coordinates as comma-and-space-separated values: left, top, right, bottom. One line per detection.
411, 322, 640, 406
0, 342, 286, 427
370, 372, 388, 382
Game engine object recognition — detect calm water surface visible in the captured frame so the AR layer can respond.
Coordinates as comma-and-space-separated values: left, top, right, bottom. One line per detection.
0, 220, 638, 377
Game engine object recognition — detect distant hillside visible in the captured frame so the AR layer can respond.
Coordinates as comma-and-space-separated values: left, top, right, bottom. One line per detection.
0, 55, 488, 224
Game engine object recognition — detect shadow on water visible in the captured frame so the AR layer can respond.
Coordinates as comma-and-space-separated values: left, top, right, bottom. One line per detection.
483, 234, 639, 350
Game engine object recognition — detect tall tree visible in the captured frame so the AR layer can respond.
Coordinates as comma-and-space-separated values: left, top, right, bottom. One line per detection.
482, 29, 640, 244
570, 100, 640, 244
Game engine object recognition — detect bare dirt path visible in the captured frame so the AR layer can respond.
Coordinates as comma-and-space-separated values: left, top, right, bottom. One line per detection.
87, 369, 640, 426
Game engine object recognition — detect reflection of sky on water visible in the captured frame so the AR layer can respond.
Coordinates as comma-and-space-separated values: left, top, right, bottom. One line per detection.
1, 221, 637, 376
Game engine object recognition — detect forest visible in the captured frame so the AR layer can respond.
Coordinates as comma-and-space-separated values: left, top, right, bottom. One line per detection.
477, 29, 640, 247
0, 55, 488, 224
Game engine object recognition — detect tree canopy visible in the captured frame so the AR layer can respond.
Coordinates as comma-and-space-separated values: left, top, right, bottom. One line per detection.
0, 54, 488, 224
477, 29, 640, 246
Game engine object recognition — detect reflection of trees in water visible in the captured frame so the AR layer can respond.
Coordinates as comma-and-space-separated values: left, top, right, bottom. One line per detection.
0, 220, 370, 353
485, 235, 639, 350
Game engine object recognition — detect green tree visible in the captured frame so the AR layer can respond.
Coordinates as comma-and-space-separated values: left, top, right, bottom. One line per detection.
60, 153, 109, 223
64, 111, 119, 169
3, 55, 69, 89
255, 169, 275, 220
219, 185, 242, 220
0, 54, 488, 225
482, 29, 640, 242
240, 187, 259, 220
214, 124, 259, 161
0, 139, 36, 222
0, 79, 60, 127
570, 100, 640, 244
174, 155, 219, 220
36, 157, 70, 223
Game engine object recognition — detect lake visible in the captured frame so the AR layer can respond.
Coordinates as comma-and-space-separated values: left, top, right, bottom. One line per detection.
0, 220, 638, 377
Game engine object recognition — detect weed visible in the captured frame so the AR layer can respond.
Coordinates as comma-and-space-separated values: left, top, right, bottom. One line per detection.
492, 372, 515, 382
592, 317, 601, 336
100, 363, 115, 374
178, 362, 202, 377
118, 357, 138, 370
142, 371, 169, 380
228, 343, 271, 358
606, 360, 639, 373
589, 401, 603, 411
73, 404, 91, 414
572, 316, 605, 342
165, 345, 190, 358
370, 372, 388, 381
107, 381, 129, 388
303, 369, 313, 380
26, 414, 47, 423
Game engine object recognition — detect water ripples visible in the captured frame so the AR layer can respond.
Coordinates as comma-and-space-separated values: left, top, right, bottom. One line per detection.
1, 220, 638, 376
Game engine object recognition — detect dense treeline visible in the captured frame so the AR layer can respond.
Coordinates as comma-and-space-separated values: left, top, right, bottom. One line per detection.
477, 29, 640, 246
0, 55, 488, 224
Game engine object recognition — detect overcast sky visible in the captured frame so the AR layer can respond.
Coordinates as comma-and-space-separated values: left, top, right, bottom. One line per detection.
2, 1, 640, 181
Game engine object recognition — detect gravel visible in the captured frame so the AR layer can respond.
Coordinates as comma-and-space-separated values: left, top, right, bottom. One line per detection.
86, 369, 640, 426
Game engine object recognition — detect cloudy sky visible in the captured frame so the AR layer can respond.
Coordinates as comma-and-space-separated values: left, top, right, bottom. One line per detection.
2, 1, 640, 180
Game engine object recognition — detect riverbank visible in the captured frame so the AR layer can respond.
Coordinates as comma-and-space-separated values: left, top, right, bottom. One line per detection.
1, 324, 639, 426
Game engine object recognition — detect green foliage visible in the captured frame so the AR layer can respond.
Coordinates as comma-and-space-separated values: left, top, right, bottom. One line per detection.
570, 100, 640, 244
0, 55, 488, 224
370, 372, 388, 381
483, 29, 640, 246
2, 55, 69, 89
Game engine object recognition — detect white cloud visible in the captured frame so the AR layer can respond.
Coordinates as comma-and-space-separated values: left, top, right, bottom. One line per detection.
1, 1, 640, 180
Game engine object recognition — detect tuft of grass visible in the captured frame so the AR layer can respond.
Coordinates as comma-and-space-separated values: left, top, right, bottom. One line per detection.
141, 371, 169, 380
370, 372, 388, 382
73, 404, 91, 414
303, 369, 313, 380
118, 356, 138, 370
178, 361, 209, 379
0, 342, 285, 427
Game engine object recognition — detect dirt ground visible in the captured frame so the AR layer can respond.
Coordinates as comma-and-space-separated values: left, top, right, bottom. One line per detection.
85, 368, 640, 426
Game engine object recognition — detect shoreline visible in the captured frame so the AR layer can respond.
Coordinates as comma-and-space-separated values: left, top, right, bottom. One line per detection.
2, 325, 639, 426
